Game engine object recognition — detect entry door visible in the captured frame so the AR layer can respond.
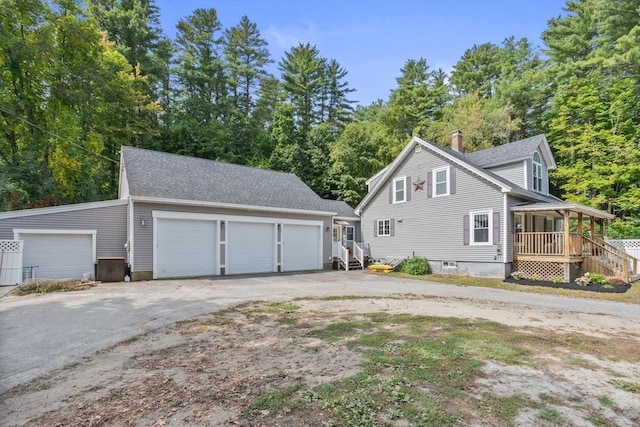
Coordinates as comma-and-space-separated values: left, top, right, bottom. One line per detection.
343, 226, 354, 246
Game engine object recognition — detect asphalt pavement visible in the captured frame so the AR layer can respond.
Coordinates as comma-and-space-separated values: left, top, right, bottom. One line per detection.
1, 270, 638, 394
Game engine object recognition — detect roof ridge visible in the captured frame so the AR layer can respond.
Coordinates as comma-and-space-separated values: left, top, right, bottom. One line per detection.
121, 146, 300, 178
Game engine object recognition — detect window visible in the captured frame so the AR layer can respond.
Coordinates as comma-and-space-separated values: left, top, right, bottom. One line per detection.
471, 210, 492, 245
332, 226, 340, 242
377, 219, 391, 236
433, 166, 449, 197
532, 152, 542, 192
514, 214, 524, 232
393, 177, 406, 203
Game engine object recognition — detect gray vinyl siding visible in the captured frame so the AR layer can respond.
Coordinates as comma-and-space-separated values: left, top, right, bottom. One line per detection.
525, 149, 549, 194
486, 161, 525, 188
0, 202, 128, 260
362, 149, 505, 264
132, 202, 332, 273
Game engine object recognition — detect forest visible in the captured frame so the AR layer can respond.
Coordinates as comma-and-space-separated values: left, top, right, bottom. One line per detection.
1, 0, 639, 237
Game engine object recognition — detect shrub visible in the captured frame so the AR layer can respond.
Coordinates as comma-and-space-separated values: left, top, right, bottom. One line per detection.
401, 257, 431, 275
586, 272, 607, 285
552, 276, 563, 284
511, 271, 524, 280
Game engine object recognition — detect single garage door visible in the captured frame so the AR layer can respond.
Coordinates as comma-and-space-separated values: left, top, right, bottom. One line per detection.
227, 222, 275, 274
21, 232, 93, 279
282, 224, 322, 271
156, 218, 216, 279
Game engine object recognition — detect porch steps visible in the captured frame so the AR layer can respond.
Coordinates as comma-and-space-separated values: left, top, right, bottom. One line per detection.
630, 274, 640, 283
339, 258, 363, 271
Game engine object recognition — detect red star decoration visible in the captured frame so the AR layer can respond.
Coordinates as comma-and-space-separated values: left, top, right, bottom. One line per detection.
413, 177, 425, 191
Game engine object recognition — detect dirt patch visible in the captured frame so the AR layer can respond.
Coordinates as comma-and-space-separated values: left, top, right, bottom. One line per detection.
1, 296, 639, 426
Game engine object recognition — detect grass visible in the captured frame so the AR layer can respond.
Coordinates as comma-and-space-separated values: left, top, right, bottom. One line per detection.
242, 310, 633, 426
389, 272, 640, 304
11, 279, 95, 295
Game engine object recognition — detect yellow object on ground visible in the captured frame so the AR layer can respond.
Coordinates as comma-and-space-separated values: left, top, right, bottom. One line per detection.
368, 264, 394, 273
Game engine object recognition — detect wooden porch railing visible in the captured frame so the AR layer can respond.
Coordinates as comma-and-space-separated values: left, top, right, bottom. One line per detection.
338, 243, 350, 271
514, 232, 582, 257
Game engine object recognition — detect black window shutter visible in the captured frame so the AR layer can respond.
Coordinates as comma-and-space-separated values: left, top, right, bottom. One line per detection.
389, 182, 393, 203
390, 219, 395, 237
373, 220, 378, 237
463, 214, 469, 245
406, 176, 411, 201
493, 211, 500, 243
427, 172, 433, 198
450, 167, 456, 194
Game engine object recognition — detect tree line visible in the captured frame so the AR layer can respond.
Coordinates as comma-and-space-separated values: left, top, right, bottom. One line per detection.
1, 0, 638, 236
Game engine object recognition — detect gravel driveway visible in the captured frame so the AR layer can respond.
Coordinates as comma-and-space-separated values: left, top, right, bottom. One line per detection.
1, 270, 638, 394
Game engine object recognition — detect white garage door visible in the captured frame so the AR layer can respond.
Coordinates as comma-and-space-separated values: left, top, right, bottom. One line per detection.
156, 218, 216, 279
227, 222, 275, 274
282, 224, 322, 271
21, 233, 93, 279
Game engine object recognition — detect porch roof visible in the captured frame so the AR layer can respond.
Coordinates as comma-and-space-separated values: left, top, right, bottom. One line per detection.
511, 202, 614, 220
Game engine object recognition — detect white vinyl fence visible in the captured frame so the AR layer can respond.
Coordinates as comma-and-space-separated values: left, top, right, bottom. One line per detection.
0, 240, 23, 286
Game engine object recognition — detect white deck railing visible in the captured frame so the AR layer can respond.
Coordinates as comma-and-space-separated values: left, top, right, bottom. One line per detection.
353, 241, 364, 269
338, 244, 349, 271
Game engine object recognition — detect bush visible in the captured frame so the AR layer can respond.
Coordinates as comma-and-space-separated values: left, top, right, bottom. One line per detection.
586, 272, 607, 285
401, 257, 431, 275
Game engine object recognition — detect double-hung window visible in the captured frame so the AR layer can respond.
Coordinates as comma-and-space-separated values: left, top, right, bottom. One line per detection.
433, 166, 449, 197
471, 210, 491, 245
393, 177, 406, 203
377, 219, 391, 236
532, 152, 542, 192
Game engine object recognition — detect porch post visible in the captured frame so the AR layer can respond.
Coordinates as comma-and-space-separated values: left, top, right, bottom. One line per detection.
563, 209, 570, 258
598, 219, 604, 237
577, 212, 583, 236
590, 216, 595, 238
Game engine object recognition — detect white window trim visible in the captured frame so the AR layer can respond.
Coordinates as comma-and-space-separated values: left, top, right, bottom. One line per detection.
377, 219, 391, 237
470, 209, 493, 246
442, 261, 458, 269
532, 152, 542, 192
393, 176, 406, 204
432, 166, 450, 197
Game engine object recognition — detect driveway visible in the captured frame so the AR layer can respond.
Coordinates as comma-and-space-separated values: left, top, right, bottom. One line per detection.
1, 271, 638, 394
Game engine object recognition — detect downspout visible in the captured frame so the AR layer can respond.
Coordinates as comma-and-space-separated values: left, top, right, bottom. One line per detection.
503, 193, 508, 264
128, 196, 134, 274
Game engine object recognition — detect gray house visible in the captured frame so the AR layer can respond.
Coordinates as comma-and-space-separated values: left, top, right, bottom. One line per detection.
0, 147, 359, 282
356, 132, 637, 283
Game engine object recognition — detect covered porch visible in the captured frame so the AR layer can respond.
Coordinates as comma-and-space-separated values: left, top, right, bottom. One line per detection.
511, 203, 638, 283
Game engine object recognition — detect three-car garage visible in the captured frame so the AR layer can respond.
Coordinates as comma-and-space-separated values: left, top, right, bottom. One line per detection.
152, 211, 323, 279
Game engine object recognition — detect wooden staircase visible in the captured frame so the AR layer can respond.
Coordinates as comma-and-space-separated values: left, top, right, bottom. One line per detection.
583, 236, 639, 283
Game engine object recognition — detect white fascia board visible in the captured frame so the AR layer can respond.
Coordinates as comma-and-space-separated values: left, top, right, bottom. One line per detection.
0, 199, 128, 220
365, 165, 389, 186
334, 216, 360, 221
538, 135, 557, 170
131, 196, 337, 217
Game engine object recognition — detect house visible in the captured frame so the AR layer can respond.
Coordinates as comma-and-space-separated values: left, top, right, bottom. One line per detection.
356, 131, 638, 283
0, 147, 360, 282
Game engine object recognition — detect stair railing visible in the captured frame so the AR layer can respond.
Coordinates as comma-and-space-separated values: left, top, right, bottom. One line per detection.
338, 243, 349, 271
583, 236, 630, 283
353, 242, 364, 269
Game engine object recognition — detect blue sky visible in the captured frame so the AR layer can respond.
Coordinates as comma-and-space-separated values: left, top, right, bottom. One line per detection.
155, 0, 568, 106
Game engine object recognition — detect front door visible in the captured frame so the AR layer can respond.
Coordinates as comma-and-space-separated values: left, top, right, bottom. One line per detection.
343, 226, 354, 245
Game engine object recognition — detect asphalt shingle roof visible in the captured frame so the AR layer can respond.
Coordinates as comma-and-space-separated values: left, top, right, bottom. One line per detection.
465, 134, 546, 167
320, 199, 358, 218
121, 146, 334, 213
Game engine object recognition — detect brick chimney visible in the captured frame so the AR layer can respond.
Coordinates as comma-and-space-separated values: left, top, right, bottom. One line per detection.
451, 130, 463, 152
